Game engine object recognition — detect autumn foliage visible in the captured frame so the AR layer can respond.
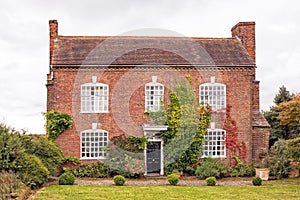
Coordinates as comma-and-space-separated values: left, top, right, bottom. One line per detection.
223, 107, 246, 166
277, 94, 300, 126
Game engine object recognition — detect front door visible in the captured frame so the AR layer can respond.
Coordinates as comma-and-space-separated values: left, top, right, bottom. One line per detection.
146, 141, 161, 174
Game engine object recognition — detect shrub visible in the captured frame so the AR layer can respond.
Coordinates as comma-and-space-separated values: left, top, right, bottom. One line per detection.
73, 162, 110, 178
167, 174, 179, 185
0, 123, 25, 170
195, 158, 228, 179
268, 139, 290, 179
59, 172, 75, 185
287, 136, 300, 160
15, 153, 49, 188
252, 177, 262, 186
113, 175, 126, 186
62, 156, 81, 165
206, 177, 217, 186
22, 135, 63, 175
0, 171, 23, 200
105, 144, 145, 177
184, 166, 196, 176
230, 157, 254, 177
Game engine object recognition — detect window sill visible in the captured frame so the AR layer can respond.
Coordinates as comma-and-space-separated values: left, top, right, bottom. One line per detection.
201, 156, 226, 159
80, 157, 106, 160
80, 111, 109, 114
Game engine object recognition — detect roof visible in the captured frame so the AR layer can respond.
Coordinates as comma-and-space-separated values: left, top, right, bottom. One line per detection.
51, 36, 254, 66
252, 112, 270, 127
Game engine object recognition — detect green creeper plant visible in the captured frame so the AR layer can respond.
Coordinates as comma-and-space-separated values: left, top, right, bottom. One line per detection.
44, 110, 72, 141
149, 78, 210, 174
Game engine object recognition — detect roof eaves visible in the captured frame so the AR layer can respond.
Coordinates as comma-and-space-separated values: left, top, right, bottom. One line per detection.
51, 64, 255, 68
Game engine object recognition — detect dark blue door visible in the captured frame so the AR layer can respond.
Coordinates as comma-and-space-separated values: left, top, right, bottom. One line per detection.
146, 142, 161, 174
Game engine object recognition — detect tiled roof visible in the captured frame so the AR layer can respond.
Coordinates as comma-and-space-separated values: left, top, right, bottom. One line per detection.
252, 112, 270, 127
51, 36, 254, 66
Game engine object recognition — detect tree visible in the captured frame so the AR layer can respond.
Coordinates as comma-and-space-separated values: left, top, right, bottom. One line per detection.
263, 86, 299, 147
274, 86, 292, 105
277, 94, 300, 126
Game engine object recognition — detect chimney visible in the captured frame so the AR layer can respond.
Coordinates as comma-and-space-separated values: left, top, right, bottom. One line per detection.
231, 22, 256, 63
49, 20, 58, 64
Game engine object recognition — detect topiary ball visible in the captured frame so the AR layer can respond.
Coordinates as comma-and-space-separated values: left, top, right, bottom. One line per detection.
59, 172, 75, 185
206, 176, 217, 186
252, 176, 262, 186
167, 174, 179, 185
113, 175, 126, 186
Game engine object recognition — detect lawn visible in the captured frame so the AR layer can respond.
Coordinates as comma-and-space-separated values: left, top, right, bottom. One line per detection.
33, 178, 300, 200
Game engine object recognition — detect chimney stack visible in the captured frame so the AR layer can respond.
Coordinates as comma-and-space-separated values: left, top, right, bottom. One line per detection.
49, 20, 58, 64
231, 22, 256, 63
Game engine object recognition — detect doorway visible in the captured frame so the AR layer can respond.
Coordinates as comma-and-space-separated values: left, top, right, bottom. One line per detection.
146, 141, 162, 174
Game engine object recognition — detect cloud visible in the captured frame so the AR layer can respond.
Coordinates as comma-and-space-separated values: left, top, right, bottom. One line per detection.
0, 0, 300, 133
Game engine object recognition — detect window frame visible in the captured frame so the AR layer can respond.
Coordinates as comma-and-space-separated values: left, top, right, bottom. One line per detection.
202, 128, 226, 158
145, 82, 164, 112
81, 82, 109, 113
80, 129, 108, 160
199, 82, 226, 111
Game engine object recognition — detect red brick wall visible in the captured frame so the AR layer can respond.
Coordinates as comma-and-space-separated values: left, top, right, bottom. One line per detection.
252, 127, 270, 164
48, 66, 260, 163
253, 80, 260, 111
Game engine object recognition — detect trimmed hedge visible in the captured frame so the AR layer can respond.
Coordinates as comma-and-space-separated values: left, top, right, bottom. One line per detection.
206, 177, 217, 186
167, 174, 179, 185
252, 177, 262, 186
59, 172, 75, 185
113, 175, 126, 186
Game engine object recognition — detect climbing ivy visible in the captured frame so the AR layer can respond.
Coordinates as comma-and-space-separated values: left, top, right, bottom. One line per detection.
150, 78, 211, 174
223, 107, 246, 166
44, 110, 72, 141
147, 102, 167, 125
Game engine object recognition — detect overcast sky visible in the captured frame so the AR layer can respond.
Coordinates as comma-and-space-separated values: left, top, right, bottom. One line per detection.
0, 0, 299, 133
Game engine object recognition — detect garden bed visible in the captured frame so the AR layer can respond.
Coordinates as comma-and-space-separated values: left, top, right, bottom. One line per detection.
74, 176, 253, 186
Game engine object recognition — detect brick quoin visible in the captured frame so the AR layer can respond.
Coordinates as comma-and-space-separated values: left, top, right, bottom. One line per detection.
47, 20, 269, 165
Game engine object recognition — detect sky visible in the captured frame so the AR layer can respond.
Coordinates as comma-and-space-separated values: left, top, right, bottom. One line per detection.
0, 0, 299, 134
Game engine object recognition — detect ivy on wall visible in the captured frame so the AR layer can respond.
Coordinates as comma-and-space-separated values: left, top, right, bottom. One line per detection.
44, 110, 72, 141
223, 107, 246, 166
149, 78, 211, 174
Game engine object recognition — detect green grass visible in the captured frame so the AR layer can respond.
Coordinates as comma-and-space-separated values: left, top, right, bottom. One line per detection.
34, 178, 300, 200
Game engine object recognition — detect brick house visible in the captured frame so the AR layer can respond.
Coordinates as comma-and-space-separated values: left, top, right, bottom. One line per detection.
47, 20, 269, 174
